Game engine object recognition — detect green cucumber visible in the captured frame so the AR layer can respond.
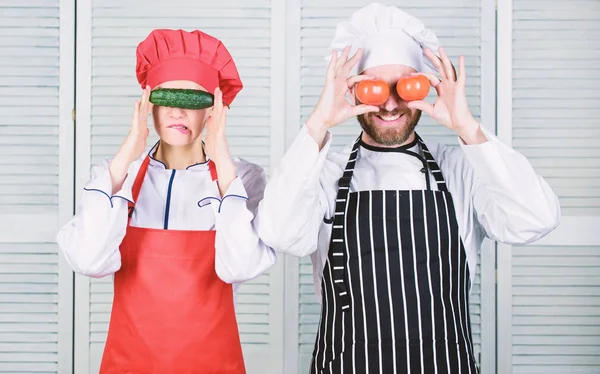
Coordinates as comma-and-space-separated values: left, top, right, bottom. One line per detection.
149, 88, 214, 110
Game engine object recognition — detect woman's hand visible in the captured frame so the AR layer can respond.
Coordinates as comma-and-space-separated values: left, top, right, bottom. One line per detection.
205, 87, 236, 196
109, 86, 152, 194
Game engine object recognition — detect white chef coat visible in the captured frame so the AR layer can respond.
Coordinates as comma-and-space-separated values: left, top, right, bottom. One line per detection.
56, 142, 277, 287
255, 124, 561, 299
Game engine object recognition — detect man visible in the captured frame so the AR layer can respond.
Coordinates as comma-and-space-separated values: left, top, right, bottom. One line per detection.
256, 3, 560, 374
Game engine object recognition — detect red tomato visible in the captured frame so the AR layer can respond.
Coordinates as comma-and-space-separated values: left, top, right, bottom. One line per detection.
396, 75, 431, 101
355, 79, 390, 106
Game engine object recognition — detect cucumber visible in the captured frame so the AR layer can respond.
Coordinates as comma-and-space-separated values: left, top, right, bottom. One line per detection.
149, 88, 214, 110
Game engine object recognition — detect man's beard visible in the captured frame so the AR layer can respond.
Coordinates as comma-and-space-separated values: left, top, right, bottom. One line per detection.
357, 108, 422, 146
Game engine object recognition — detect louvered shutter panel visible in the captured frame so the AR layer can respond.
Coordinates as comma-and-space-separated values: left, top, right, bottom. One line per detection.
512, 1, 600, 216
0, 4, 61, 212
297, 0, 486, 371
510, 245, 600, 372
507, 0, 600, 372
76, 1, 277, 372
0, 1, 73, 372
298, 257, 319, 371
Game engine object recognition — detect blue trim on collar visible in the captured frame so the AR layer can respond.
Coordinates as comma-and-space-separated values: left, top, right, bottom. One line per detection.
186, 159, 210, 170
147, 140, 210, 170
148, 141, 168, 169
147, 140, 160, 156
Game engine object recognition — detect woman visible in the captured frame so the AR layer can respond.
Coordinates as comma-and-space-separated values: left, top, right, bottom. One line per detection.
56, 28, 276, 373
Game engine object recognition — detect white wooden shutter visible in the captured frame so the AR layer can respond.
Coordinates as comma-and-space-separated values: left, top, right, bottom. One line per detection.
0, 0, 74, 372
75, 1, 283, 373
295, 0, 493, 372
509, 245, 600, 373
297, 257, 319, 371
512, 0, 600, 217
498, 0, 600, 372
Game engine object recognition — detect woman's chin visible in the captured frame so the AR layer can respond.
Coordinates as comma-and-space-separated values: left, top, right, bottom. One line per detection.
158, 134, 198, 148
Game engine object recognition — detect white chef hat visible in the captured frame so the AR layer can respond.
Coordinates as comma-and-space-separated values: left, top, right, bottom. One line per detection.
328, 2, 441, 76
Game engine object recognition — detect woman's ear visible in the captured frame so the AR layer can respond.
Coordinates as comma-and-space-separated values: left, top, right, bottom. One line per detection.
203, 107, 213, 123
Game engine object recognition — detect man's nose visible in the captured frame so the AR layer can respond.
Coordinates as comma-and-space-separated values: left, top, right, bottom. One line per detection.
381, 90, 402, 112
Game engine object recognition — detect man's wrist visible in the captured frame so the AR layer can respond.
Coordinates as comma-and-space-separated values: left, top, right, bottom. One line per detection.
306, 114, 330, 150
457, 117, 488, 145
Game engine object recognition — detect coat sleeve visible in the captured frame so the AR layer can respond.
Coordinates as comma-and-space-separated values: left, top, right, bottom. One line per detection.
212, 161, 278, 283
55, 159, 136, 277
254, 125, 332, 257
459, 127, 561, 245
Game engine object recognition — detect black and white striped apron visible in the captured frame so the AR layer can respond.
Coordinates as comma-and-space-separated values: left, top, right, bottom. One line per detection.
310, 133, 478, 374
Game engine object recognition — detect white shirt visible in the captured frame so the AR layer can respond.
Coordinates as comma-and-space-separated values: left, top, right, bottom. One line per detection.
56, 143, 277, 287
255, 124, 561, 298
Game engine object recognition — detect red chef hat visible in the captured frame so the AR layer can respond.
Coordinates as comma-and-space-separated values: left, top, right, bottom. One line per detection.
136, 29, 243, 106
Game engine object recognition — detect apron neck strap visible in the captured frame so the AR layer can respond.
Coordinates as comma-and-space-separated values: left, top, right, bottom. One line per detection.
132, 156, 151, 201
208, 160, 218, 182
128, 156, 151, 220
339, 133, 448, 192
415, 134, 448, 192
338, 135, 361, 189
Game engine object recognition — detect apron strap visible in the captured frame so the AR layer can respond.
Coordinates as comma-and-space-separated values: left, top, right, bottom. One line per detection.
208, 160, 218, 182
342, 133, 445, 191
128, 156, 151, 222
327, 135, 361, 311
415, 134, 448, 192
338, 135, 361, 188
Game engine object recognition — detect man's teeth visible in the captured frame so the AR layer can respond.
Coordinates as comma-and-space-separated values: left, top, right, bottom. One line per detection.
378, 113, 401, 121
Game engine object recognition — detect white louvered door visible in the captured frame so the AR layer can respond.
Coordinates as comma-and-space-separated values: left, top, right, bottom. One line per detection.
0, 0, 74, 372
74, 1, 284, 373
288, 0, 496, 373
497, 0, 600, 372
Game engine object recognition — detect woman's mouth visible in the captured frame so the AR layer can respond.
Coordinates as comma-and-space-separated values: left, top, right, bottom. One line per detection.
168, 124, 190, 135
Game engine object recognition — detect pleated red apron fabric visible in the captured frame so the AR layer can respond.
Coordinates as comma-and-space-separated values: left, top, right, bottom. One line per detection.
99, 156, 246, 374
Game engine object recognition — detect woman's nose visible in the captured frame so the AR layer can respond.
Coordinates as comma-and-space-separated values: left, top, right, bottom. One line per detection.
168, 107, 186, 118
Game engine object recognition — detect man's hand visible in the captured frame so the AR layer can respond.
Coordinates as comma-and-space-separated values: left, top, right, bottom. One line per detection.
306, 46, 380, 148
407, 47, 486, 145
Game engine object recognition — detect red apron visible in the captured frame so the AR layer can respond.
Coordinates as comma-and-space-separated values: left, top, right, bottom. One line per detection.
99, 156, 246, 374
